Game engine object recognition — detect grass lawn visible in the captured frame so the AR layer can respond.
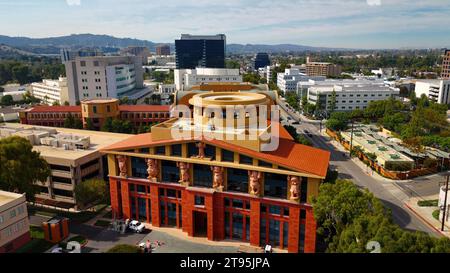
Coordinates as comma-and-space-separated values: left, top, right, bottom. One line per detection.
106, 244, 142, 253
15, 226, 55, 253
417, 200, 439, 207
28, 204, 108, 224
94, 219, 111, 227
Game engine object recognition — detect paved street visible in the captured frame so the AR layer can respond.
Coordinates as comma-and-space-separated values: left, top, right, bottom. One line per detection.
278, 102, 441, 236
395, 174, 446, 200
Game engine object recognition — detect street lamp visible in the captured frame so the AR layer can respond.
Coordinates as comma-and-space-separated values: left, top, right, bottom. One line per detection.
349, 119, 355, 158
441, 174, 449, 232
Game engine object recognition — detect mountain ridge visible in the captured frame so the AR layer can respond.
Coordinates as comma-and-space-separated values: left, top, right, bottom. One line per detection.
0, 33, 347, 55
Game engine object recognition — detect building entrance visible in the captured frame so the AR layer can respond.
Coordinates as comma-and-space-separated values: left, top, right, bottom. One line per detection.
193, 211, 208, 237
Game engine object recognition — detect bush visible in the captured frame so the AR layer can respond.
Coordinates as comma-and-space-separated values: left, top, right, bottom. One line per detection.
106, 244, 142, 253
432, 210, 440, 220
417, 200, 439, 207
297, 135, 313, 146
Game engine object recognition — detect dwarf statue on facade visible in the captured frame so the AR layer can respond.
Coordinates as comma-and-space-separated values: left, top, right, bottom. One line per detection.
248, 170, 262, 196
196, 142, 206, 159
288, 175, 300, 201
146, 158, 159, 182
211, 166, 224, 191
177, 162, 190, 184
117, 155, 128, 177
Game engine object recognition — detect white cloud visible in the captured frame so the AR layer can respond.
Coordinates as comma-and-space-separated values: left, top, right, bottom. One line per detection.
66, 0, 81, 6
367, 0, 382, 6
2, 0, 450, 48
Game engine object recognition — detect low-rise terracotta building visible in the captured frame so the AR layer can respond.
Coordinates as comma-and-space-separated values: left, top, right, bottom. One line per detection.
19, 99, 171, 130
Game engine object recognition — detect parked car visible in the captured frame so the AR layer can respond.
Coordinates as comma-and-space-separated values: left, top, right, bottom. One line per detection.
128, 220, 145, 233
304, 130, 313, 137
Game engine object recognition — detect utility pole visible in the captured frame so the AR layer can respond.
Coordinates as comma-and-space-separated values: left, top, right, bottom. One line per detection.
349, 119, 355, 158
442, 175, 449, 232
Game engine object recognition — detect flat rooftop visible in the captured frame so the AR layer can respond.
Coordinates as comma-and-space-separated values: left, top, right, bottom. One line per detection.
0, 123, 131, 161
0, 190, 24, 207
341, 130, 414, 164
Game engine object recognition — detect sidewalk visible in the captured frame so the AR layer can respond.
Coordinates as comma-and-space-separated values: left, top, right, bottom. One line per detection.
140, 223, 288, 253
405, 197, 450, 239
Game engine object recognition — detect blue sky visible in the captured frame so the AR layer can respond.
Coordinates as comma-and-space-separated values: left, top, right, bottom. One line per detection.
0, 0, 449, 49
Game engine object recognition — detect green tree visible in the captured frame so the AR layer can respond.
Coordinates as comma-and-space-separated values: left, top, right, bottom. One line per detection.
101, 117, 114, 132
0, 136, 51, 201
74, 179, 108, 208
328, 90, 337, 115
285, 92, 300, 111
119, 96, 129, 105
0, 94, 14, 106
301, 96, 308, 110
12, 65, 30, 84
225, 60, 240, 69
85, 118, 95, 130
297, 135, 313, 146
243, 73, 261, 84
63, 113, 75, 128
313, 180, 387, 245
74, 119, 83, 129
284, 125, 299, 139
326, 112, 350, 131
313, 180, 450, 253
111, 119, 133, 133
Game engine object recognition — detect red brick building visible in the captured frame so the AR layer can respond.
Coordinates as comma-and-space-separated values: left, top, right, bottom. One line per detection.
19, 100, 171, 129
101, 92, 330, 253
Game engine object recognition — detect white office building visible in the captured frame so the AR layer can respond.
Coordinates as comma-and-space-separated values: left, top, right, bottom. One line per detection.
31, 77, 69, 105
174, 68, 242, 91
266, 66, 272, 84
277, 68, 326, 93
305, 79, 400, 112
65, 56, 144, 105
157, 84, 176, 105
415, 79, 450, 104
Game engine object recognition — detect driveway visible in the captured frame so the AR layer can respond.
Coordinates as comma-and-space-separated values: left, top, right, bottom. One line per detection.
78, 227, 149, 253
138, 230, 239, 253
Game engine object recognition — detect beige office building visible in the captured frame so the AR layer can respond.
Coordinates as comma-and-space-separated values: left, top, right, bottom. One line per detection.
306, 57, 342, 77
31, 77, 69, 105
0, 123, 130, 210
442, 50, 450, 79
0, 191, 30, 253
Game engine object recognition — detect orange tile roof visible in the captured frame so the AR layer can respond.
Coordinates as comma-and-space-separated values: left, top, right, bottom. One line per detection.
27, 106, 81, 112
102, 125, 330, 178
118, 105, 171, 112
26, 105, 171, 113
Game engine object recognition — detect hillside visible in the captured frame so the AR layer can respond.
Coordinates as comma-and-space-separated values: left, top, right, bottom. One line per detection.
0, 34, 343, 55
